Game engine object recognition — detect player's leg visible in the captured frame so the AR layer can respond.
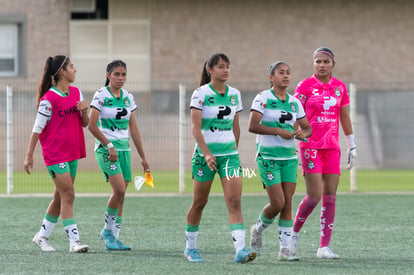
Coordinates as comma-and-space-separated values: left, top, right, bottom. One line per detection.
220, 156, 256, 264
110, 151, 131, 250
278, 180, 299, 261
33, 187, 60, 252
184, 152, 215, 262
317, 149, 341, 259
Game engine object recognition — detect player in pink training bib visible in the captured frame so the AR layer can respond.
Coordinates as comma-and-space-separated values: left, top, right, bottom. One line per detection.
24, 55, 90, 253
292, 47, 357, 259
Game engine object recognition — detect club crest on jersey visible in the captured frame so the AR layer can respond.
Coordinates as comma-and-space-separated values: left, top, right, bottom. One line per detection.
197, 168, 204, 178
266, 171, 274, 181
230, 96, 236, 106
58, 163, 66, 169
335, 88, 341, 97
124, 98, 130, 107
307, 160, 315, 170
290, 103, 297, 112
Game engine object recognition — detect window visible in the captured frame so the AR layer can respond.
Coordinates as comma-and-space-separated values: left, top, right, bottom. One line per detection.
71, 0, 108, 20
0, 24, 18, 76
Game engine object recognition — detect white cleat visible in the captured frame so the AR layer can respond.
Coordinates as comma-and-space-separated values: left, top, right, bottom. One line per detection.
278, 247, 300, 261
69, 240, 89, 253
290, 234, 299, 257
316, 246, 340, 259
32, 232, 56, 252
250, 225, 263, 256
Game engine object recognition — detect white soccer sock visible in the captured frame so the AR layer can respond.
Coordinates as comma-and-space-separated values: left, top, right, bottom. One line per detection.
113, 223, 121, 239
64, 224, 80, 243
279, 226, 293, 248
39, 218, 57, 238
231, 229, 246, 254
104, 213, 117, 231
185, 231, 198, 250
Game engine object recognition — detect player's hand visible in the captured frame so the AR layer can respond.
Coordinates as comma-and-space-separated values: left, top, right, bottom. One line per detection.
205, 153, 217, 171
77, 100, 88, 113
347, 147, 357, 170
141, 159, 150, 172
277, 129, 294, 140
24, 155, 33, 174
108, 147, 118, 162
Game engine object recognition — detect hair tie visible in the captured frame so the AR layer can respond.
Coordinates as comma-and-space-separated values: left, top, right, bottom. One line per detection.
53, 56, 68, 76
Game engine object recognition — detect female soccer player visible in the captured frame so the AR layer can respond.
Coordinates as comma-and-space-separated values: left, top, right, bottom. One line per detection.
248, 61, 311, 261
24, 55, 90, 253
291, 47, 357, 259
184, 53, 256, 264
88, 60, 150, 250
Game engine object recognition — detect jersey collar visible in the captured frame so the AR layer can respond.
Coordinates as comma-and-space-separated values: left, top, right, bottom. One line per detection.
208, 83, 228, 97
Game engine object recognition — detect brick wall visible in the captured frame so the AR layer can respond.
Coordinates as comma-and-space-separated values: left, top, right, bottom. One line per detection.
150, 0, 414, 91
0, 0, 69, 82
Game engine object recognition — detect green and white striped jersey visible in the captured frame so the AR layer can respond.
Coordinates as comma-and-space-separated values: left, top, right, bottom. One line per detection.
90, 86, 137, 151
250, 89, 305, 160
190, 83, 243, 156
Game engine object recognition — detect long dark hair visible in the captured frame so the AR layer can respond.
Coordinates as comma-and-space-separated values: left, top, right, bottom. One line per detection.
36, 55, 69, 107
200, 53, 230, 86
105, 60, 127, 86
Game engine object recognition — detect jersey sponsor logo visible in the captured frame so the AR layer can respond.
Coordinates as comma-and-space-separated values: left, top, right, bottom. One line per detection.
115, 108, 128, 119
312, 89, 320, 96
279, 111, 293, 124
208, 97, 214, 104
323, 96, 336, 110
58, 105, 79, 117
217, 106, 231, 119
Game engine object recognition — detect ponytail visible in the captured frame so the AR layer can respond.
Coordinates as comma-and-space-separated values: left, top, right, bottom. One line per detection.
36, 55, 68, 107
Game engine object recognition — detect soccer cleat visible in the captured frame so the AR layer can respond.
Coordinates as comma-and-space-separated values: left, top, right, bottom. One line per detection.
316, 246, 340, 259
184, 248, 203, 262
115, 239, 131, 250
278, 247, 300, 261
250, 225, 263, 256
234, 248, 257, 264
69, 240, 89, 253
100, 229, 119, 250
290, 234, 299, 256
32, 232, 56, 252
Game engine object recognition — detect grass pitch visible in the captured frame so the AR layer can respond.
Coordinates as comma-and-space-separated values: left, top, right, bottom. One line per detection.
1, 194, 413, 274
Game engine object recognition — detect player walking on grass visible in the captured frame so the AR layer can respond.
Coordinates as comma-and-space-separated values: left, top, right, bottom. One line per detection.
292, 47, 357, 259
184, 53, 256, 264
24, 55, 90, 253
249, 61, 311, 261
88, 60, 150, 251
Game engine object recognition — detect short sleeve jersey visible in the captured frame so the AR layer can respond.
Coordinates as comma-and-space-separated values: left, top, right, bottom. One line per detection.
90, 86, 137, 151
250, 89, 305, 160
38, 86, 86, 166
190, 83, 243, 156
294, 74, 349, 149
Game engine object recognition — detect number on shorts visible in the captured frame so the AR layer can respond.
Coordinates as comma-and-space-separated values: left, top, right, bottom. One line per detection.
195, 155, 207, 167
304, 149, 317, 159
